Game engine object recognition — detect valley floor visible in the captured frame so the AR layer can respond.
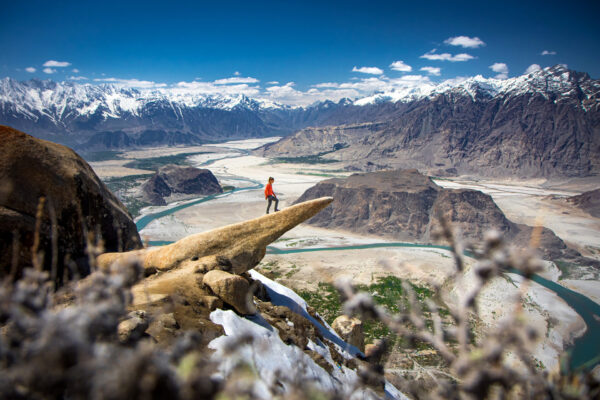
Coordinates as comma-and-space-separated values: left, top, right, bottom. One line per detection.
89, 137, 600, 375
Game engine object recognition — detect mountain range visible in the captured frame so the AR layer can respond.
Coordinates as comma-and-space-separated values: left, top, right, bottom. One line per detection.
260, 65, 600, 178
1, 65, 599, 177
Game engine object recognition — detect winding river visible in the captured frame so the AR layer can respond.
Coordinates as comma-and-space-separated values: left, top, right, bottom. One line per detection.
134, 149, 599, 372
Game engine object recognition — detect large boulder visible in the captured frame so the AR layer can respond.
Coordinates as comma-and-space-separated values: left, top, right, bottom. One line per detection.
332, 315, 365, 352
141, 164, 223, 206
202, 270, 256, 315
0, 125, 142, 283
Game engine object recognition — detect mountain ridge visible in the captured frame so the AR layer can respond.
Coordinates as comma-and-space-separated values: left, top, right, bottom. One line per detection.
260, 66, 600, 178
2, 65, 598, 163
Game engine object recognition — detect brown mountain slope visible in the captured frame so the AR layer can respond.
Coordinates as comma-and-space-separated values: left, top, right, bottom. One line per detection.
294, 169, 585, 263
260, 67, 600, 179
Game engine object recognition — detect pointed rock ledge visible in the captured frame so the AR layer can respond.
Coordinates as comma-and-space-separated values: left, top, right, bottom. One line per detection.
96, 197, 333, 306
98, 197, 333, 274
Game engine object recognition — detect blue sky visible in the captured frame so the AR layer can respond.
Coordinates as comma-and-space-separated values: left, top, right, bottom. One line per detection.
1, 0, 599, 105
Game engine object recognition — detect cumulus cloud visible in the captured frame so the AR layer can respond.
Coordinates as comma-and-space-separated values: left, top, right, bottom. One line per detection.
72, 68, 80, 73
489, 63, 509, 79
352, 66, 384, 75
541, 50, 556, 56
444, 36, 485, 48
93, 77, 167, 88
420, 49, 474, 62
524, 64, 542, 74
267, 81, 279, 85
43, 68, 57, 74
420, 66, 441, 76
43, 60, 71, 67
213, 76, 259, 84
389, 60, 412, 72
68, 76, 88, 81
25, 67, 36, 73
233, 71, 241, 76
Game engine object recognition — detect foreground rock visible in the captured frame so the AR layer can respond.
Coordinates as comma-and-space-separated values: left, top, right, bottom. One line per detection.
0, 125, 142, 282
332, 315, 365, 352
85, 196, 392, 397
295, 169, 585, 263
203, 270, 255, 315
141, 164, 223, 206
97, 197, 333, 307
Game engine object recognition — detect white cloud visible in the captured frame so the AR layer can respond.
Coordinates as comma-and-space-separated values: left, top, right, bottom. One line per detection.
389, 60, 412, 72
43, 68, 56, 74
267, 81, 279, 85
352, 66, 384, 75
489, 62, 509, 79
524, 64, 542, 74
420, 49, 474, 62
313, 82, 340, 88
68, 76, 88, 80
444, 36, 485, 48
93, 77, 167, 88
420, 66, 441, 76
25, 67, 36, 73
72, 68, 79, 73
233, 71, 241, 76
43, 60, 71, 67
174, 80, 260, 97
541, 50, 556, 56
213, 76, 259, 84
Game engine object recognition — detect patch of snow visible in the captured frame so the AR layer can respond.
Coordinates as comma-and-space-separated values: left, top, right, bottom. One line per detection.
209, 309, 358, 398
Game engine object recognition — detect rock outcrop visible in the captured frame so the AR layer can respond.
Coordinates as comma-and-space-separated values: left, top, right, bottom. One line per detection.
97, 197, 333, 307
294, 170, 582, 262
332, 315, 365, 352
567, 188, 600, 218
0, 125, 142, 283
141, 164, 223, 206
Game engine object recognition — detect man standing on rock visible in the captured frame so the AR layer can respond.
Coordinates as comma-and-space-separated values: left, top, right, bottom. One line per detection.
265, 177, 279, 214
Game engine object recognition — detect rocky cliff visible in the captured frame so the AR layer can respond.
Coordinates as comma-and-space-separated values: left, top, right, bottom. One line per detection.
0, 125, 142, 283
140, 165, 223, 206
294, 169, 582, 262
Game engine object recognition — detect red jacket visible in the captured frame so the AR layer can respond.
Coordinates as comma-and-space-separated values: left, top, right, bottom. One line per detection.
264, 183, 275, 199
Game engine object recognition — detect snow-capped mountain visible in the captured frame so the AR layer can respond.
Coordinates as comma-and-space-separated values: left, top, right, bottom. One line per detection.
260, 65, 600, 178
353, 65, 600, 110
0, 65, 598, 154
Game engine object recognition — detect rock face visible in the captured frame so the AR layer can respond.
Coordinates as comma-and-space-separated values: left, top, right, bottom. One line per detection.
294, 170, 580, 262
567, 188, 600, 218
0, 126, 142, 282
140, 165, 222, 206
332, 315, 365, 352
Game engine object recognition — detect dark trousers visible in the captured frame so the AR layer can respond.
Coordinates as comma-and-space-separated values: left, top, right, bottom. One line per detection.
266, 195, 279, 214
